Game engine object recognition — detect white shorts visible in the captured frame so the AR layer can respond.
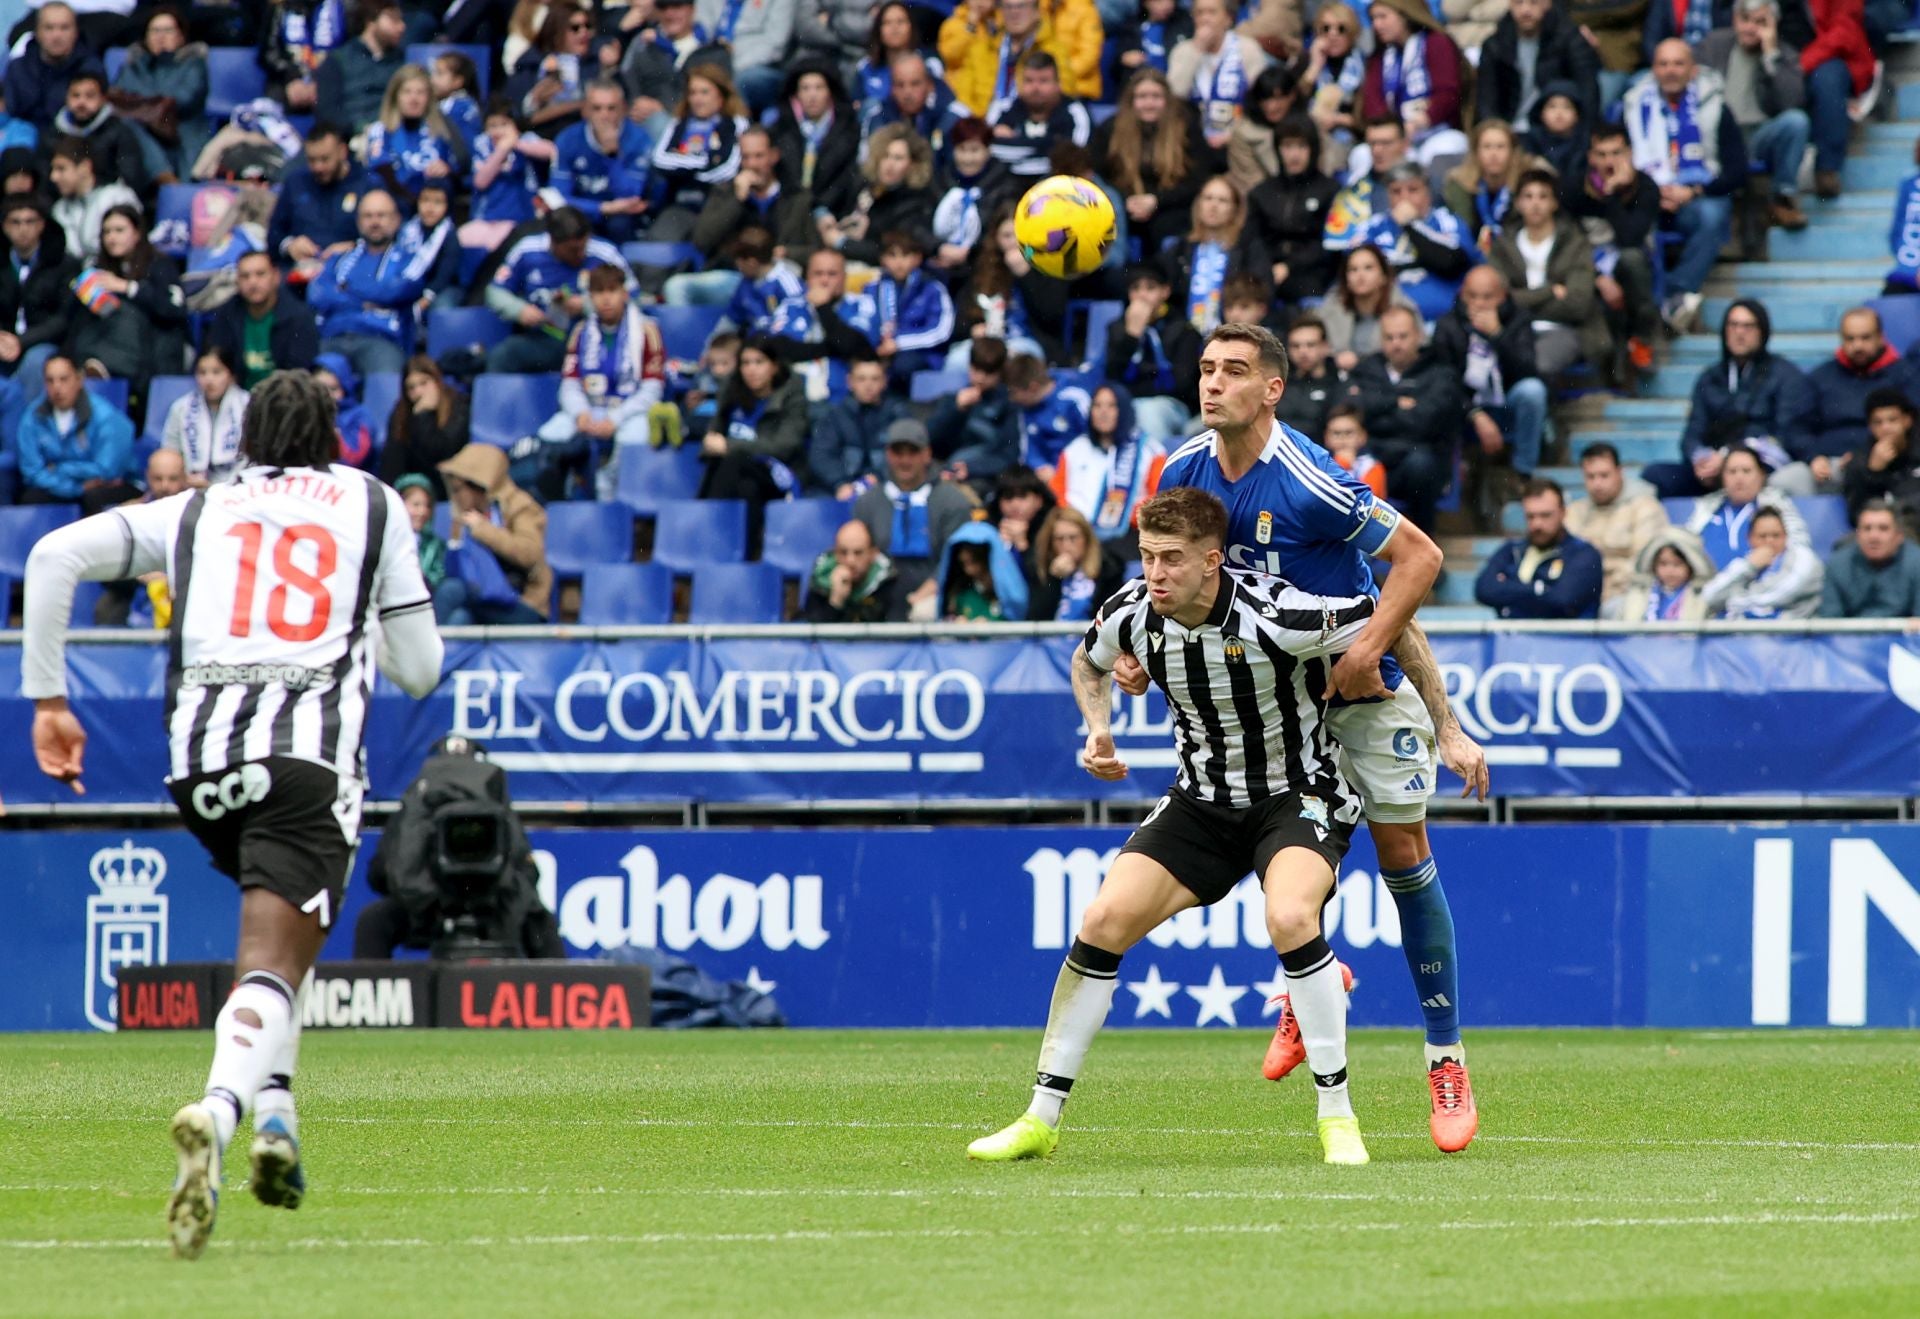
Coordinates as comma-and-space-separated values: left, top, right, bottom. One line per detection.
1323, 683, 1437, 825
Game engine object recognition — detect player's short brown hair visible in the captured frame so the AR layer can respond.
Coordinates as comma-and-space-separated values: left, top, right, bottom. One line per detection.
1204, 321, 1290, 383
1136, 487, 1228, 549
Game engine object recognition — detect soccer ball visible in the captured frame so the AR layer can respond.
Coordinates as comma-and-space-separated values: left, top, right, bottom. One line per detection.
1015, 175, 1117, 280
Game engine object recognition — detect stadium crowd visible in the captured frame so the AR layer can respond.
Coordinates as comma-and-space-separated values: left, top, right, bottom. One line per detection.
0, 0, 1913, 627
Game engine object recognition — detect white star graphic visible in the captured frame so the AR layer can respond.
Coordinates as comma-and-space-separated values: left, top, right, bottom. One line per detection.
1185, 965, 1249, 1027
743, 966, 777, 995
1252, 967, 1288, 1018
1125, 964, 1181, 1020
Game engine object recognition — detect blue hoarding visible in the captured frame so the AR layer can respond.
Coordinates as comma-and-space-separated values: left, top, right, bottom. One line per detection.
6, 629, 1920, 805
15, 823, 1920, 1032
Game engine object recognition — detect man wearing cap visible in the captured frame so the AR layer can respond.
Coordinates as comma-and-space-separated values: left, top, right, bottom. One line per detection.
852, 417, 980, 616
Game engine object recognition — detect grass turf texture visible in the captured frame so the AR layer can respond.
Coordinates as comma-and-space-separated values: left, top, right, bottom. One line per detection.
1, 1030, 1917, 1317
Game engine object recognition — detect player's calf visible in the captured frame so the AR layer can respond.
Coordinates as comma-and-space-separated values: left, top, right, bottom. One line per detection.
1264, 849, 1362, 1148
969, 854, 1194, 1160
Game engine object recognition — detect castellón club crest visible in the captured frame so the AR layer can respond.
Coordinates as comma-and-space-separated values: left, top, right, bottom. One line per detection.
84, 840, 169, 1032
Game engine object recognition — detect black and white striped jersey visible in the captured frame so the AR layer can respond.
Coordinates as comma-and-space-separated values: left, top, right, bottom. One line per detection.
89, 467, 427, 783
1082, 568, 1374, 809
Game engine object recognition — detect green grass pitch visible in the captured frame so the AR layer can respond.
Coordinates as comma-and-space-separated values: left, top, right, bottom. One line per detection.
2, 1029, 1917, 1317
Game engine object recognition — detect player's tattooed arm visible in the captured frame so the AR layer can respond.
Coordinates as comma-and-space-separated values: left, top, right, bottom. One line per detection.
1072, 644, 1129, 781
1397, 620, 1490, 801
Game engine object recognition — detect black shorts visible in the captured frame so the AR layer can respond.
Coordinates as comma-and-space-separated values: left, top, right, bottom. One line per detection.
168, 757, 361, 929
1120, 785, 1356, 906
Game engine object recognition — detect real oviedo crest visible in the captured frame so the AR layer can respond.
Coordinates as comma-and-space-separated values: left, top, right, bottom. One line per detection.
84, 840, 169, 1032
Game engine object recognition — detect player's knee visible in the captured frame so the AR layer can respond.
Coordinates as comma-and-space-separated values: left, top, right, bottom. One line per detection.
1265, 901, 1320, 952
1077, 900, 1142, 956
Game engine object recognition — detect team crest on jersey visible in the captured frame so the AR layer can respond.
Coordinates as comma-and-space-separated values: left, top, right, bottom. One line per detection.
1222, 637, 1245, 664
83, 841, 169, 1032
1256, 511, 1273, 544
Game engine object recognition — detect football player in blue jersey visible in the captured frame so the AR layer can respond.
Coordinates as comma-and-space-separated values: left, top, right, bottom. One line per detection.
1117, 322, 1490, 1151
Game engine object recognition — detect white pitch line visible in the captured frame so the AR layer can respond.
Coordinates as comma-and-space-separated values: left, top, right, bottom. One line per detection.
2, 1210, 1914, 1253
6, 1113, 1918, 1152
13, 1185, 1860, 1209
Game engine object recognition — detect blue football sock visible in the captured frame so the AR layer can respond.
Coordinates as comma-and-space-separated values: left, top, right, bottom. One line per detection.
1381, 858, 1461, 1046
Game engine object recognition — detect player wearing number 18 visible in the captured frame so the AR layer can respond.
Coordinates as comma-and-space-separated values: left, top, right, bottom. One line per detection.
22, 369, 446, 1260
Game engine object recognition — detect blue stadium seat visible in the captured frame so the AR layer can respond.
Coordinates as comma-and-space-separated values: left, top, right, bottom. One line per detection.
615, 443, 705, 516
141, 375, 194, 441
87, 378, 128, 417
104, 47, 126, 82
360, 372, 402, 451
651, 499, 747, 574
1796, 495, 1851, 554
0, 505, 79, 577
579, 562, 675, 625
1079, 300, 1124, 371
622, 241, 704, 272
152, 183, 204, 257
1871, 295, 1920, 357
1661, 496, 1696, 525
650, 305, 725, 362
762, 498, 850, 578
910, 368, 968, 403
204, 48, 268, 122
406, 44, 492, 97
457, 244, 490, 287
69, 579, 104, 625
688, 562, 785, 623
542, 503, 636, 589
426, 306, 513, 360
470, 374, 560, 450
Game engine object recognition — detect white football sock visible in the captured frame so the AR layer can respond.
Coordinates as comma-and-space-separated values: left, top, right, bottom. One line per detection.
1026, 939, 1121, 1127
201, 971, 294, 1150
253, 977, 308, 1139
1424, 1041, 1465, 1069
1281, 937, 1353, 1120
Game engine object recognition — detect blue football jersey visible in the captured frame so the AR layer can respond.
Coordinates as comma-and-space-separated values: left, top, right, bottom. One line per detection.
1160, 420, 1405, 690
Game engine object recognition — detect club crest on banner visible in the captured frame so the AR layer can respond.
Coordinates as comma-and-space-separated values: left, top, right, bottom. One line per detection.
84, 841, 170, 1032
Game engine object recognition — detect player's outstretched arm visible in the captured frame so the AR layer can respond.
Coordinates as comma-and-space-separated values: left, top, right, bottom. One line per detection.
22, 512, 170, 792
376, 606, 446, 699
1326, 514, 1444, 702
1397, 618, 1490, 801
1071, 643, 1128, 781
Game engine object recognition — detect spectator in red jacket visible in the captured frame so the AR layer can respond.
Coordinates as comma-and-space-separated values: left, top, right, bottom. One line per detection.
1782, 0, 1876, 199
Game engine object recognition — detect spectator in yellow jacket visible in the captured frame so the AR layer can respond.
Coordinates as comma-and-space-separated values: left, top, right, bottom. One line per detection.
940, 0, 1102, 116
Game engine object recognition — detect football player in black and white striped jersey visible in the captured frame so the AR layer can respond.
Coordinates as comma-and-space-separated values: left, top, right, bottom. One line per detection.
23, 370, 445, 1259
967, 487, 1374, 1168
